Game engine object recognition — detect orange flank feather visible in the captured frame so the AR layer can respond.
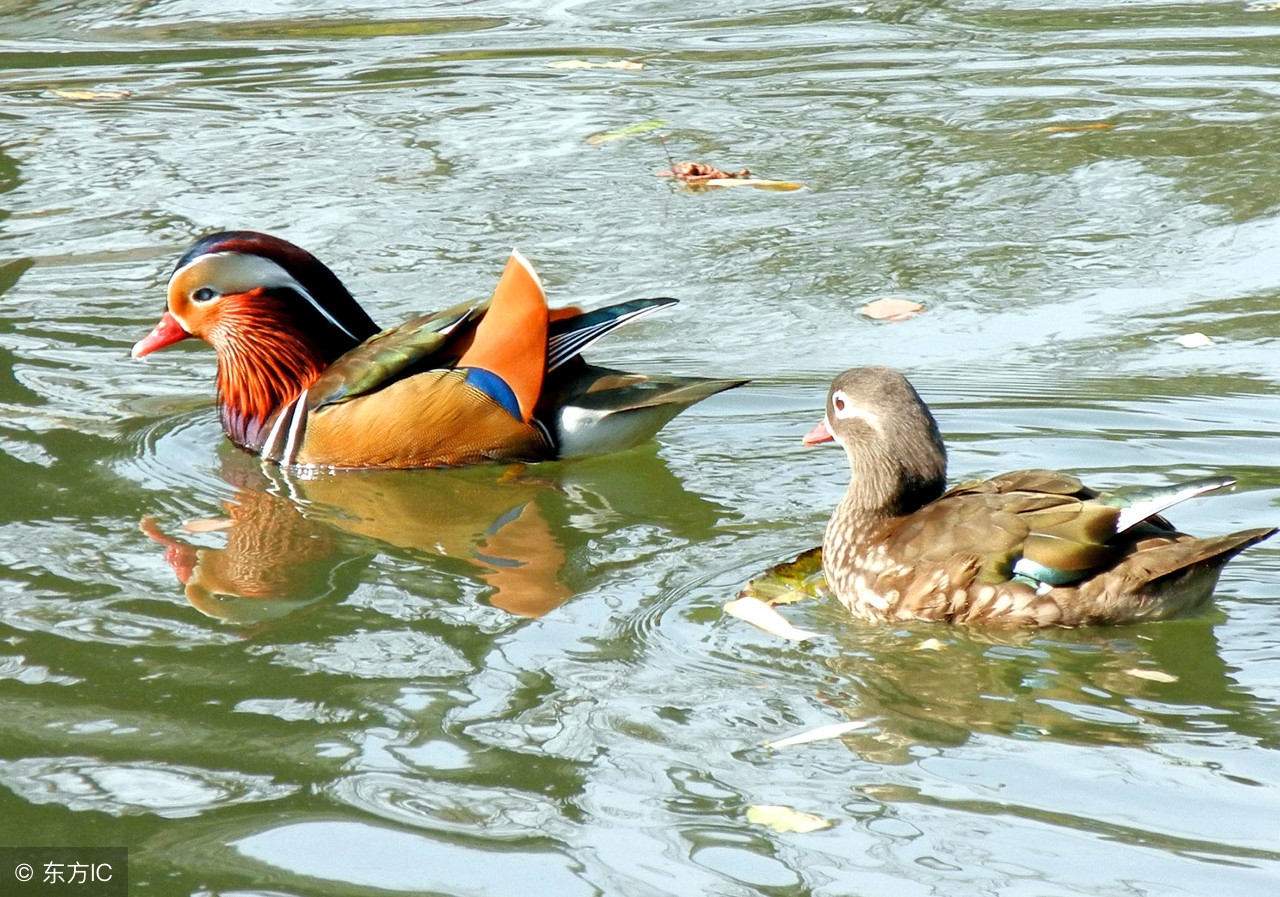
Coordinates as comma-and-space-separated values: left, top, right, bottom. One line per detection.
456, 250, 548, 422
299, 370, 549, 468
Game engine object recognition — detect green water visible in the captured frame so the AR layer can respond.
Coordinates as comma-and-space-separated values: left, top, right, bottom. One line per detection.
2, 1, 1279, 894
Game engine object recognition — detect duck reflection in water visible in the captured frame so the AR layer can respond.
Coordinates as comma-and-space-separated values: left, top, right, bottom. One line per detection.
744, 555, 1278, 762
819, 619, 1280, 764
143, 445, 724, 624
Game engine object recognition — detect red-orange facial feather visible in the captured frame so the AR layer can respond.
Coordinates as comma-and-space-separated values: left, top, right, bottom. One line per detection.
194, 289, 329, 426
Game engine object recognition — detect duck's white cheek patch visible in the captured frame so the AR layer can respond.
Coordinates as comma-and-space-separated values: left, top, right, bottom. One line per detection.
831, 394, 884, 436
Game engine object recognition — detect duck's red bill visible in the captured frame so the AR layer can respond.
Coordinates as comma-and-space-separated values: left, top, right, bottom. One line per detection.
132, 311, 191, 358
802, 418, 834, 446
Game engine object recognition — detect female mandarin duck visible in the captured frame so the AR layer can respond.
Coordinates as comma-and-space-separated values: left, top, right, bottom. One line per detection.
804, 367, 1274, 627
132, 231, 745, 468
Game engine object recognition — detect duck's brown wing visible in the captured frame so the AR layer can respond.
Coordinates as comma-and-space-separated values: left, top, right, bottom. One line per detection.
886, 469, 1123, 585
306, 298, 486, 408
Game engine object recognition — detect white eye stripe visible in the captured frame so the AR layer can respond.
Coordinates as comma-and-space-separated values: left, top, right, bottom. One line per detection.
172, 252, 358, 342
830, 389, 884, 434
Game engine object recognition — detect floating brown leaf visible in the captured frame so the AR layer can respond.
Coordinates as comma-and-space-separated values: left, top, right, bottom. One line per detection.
860, 298, 924, 322
656, 161, 751, 182
656, 160, 804, 192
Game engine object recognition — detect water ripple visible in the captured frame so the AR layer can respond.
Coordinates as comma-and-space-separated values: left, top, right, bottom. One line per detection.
328, 770, 573, 841
252, 628, 473, 679
0, 755, 296, 819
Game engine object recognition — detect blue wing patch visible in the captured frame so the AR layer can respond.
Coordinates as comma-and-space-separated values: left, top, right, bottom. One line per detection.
463, 367, 521, 420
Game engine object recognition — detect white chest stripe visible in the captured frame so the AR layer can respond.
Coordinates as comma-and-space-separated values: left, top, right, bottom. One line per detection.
261, 404, 291, 460
282, 388, 310, 466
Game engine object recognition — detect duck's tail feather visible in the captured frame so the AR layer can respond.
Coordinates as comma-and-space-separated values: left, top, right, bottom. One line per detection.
545, 364, 747, 457
1103, 476, 1237, 534
546, 298, 677, 372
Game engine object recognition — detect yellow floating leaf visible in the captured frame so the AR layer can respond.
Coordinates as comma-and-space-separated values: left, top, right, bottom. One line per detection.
861, 298, 924, 322
746, 805, 833, 834
548, 59, 644, 70
765, 720, 869, 749
723, 596, 819, 641
49, 88, 131, 101
738, 547, 825, 606
586, 119, 666, 145
1173, 332, 1213, 349
1124, 668, 1178, 683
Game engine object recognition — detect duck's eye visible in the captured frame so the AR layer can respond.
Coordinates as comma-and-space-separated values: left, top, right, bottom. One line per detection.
834, 395, 846, 413
192, 287, 216, 303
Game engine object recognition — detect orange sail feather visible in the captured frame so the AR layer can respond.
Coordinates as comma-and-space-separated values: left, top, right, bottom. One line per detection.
456, 250, 548, 422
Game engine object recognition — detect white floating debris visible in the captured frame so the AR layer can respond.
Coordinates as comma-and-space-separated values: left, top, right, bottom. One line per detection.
1173, 332, 1213, 349
547, 59, 643, 70
861, 297, 924, 322
765, 719, 869, 749
1124, 668, 1178, 683
723, 596, 819, 642
745, 804, 833, 833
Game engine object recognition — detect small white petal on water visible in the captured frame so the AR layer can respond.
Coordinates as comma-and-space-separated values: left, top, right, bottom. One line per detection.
861, 297, 924, 322
1173, 332, 1213, 348
765, 720, 869, 749
548, 60, 644, 70
1124, 668, 1178, 683
746, 804, 833, 833
723, 596, 819, 641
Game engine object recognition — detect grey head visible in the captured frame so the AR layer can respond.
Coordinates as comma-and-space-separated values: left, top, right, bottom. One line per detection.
813, 366, 948, 516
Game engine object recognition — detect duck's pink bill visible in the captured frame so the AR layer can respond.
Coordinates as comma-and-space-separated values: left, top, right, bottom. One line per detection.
132, 311, 191, 358
802, 418, 834, 446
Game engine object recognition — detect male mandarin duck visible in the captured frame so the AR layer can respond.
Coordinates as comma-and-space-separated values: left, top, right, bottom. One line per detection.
132, 231, 746, 469
803, 366, 1275, 627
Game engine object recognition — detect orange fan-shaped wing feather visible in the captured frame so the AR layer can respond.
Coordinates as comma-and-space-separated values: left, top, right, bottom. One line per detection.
456, 250, 549, 422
